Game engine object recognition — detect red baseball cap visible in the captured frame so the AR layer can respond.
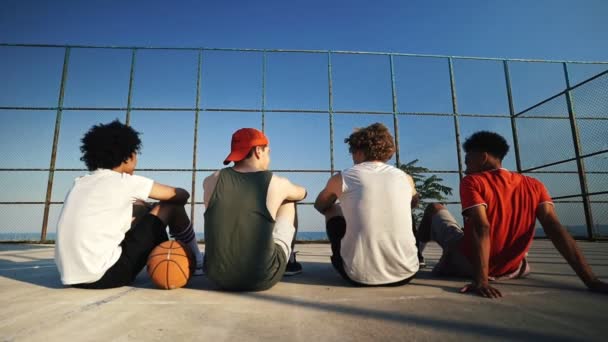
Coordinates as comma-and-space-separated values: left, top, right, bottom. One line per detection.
223, 128, 269, 165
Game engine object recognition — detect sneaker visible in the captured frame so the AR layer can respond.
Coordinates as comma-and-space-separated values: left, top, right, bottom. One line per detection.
284, 253, 302, 276
417, 246, 426, 269
418, 256, 427, 269
193, 262, 205, 276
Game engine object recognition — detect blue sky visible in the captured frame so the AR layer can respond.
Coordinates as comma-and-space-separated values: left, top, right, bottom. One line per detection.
1, 0, 607, 60
0, 0, 607, 237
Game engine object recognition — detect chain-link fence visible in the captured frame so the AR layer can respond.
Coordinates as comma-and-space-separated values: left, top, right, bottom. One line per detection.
516, 69, 608, 238
0, 43, 606, 241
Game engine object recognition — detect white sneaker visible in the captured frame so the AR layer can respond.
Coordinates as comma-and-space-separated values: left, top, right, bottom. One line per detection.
193, 262, 204, 276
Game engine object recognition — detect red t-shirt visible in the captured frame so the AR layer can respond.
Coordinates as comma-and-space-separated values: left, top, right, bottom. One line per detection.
460, 168, 553, 277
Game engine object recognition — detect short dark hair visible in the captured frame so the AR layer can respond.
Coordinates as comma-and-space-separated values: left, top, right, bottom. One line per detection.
344, 123, 395, 162
80, 120, 142, 171
463, 131, 509, 161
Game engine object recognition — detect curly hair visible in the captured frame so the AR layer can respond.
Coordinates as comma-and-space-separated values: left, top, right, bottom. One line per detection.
344, 123, 395, 162
80, 120, 142, 171
463, 131, 510, 161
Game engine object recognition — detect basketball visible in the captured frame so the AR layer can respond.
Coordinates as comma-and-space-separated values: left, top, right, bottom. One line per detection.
147, 240, 191, 290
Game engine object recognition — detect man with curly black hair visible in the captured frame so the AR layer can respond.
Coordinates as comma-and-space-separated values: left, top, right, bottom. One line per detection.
55, 120, 203, 289
417, 130, 608, 298
315, 123, 420, 286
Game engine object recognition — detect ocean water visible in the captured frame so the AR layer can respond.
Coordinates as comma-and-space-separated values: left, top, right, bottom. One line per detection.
0, 231, 329, 242
297, 232, 328, 241
1, 226, 605, 242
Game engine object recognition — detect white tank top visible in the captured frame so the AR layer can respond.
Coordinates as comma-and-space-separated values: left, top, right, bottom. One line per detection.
339, 161, 418, 284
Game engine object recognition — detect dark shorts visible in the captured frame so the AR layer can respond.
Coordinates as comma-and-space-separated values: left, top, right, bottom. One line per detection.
205, 243, 287, 292
326, 217, 416, 287
73, 213, 168, 289
250, 243, 288, 291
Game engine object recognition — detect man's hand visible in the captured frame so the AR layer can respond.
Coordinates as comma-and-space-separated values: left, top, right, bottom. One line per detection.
460, 282, 502, 298
537, 203, 608, 294
587, 279, 608, 294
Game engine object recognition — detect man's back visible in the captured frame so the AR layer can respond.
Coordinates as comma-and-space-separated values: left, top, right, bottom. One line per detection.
55, 169, 153, 284
339, 161, 418, 284
460, 168, 552, 276
204, 168, 282, 290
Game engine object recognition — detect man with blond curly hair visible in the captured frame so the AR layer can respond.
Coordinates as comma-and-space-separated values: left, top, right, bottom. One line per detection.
315, 123, 420, 286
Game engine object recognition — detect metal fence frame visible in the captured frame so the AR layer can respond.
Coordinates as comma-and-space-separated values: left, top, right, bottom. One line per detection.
515, 68, 608, 240
0, 43, 607, 241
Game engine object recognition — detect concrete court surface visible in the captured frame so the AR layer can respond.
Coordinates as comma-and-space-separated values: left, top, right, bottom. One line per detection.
1, 241, 608, 342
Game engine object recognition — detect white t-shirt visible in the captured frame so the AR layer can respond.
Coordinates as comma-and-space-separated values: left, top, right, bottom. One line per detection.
54, 169, 154, 285
339, 161, 418, 285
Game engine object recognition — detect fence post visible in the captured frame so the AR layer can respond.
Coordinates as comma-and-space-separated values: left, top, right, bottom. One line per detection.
125, 49, 137, 125
41, 47, 71, 241
261, 51, 267, 132
563, 63, 595, 240
448, 58, 464, 179
328, 51, 335, 175
190, 50, 202, 228
503, 61, 522, 172
389, 55, 400, 166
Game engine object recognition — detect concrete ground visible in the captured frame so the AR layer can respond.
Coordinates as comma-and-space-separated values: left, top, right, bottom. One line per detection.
1, 241, 608, 342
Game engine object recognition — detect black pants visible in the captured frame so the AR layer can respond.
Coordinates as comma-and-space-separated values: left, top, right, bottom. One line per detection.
73, 214, 168, 289
326, 216, 416, 287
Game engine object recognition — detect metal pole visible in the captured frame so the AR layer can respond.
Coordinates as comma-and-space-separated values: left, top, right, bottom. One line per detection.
328, 52, 335, 174
261, 51, 267, 132
41, 47, 71, 241
389, 55, 400, 166
125, 49, 137, 125
563, 63, 595, 240
191, 50, 202, 227
503, 61, 522, 172
2, 43, 608, 65
448, 58, 464, 179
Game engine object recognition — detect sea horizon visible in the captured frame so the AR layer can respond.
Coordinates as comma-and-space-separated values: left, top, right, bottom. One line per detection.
1, 225, 606, 242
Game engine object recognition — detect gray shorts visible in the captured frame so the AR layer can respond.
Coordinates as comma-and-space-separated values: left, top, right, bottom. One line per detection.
430, 209, 472, 277
430, 209, 464, 251
272, 216, 295, 260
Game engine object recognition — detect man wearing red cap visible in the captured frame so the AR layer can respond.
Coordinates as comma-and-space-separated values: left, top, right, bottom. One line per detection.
202, 128, 307, 291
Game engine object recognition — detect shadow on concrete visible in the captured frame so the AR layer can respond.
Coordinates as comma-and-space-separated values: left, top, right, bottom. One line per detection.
0, 243, 210, 290
280, 261, 356, 288
235, 290, 575, 341
0, 247, 64, 289
281, 261, 459, 294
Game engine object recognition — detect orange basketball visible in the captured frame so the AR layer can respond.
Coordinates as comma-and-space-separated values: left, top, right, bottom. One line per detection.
147, 240, 191, 290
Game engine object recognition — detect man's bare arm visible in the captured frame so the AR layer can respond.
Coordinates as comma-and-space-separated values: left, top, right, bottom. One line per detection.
314, 173, 342, 214
283, 177, 307, 202
538, 203, 608, 293
460, 205, 502, 298
202, 171, 220, 207
148, 183, 190, 204
407, 174, 419, 209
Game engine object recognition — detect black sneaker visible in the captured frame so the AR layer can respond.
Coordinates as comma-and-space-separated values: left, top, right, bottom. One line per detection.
418, 255, 426, 269
284, 253, 302, 276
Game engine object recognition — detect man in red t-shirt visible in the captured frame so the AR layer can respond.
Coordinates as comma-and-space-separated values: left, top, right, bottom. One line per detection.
417, 131, 608, 298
